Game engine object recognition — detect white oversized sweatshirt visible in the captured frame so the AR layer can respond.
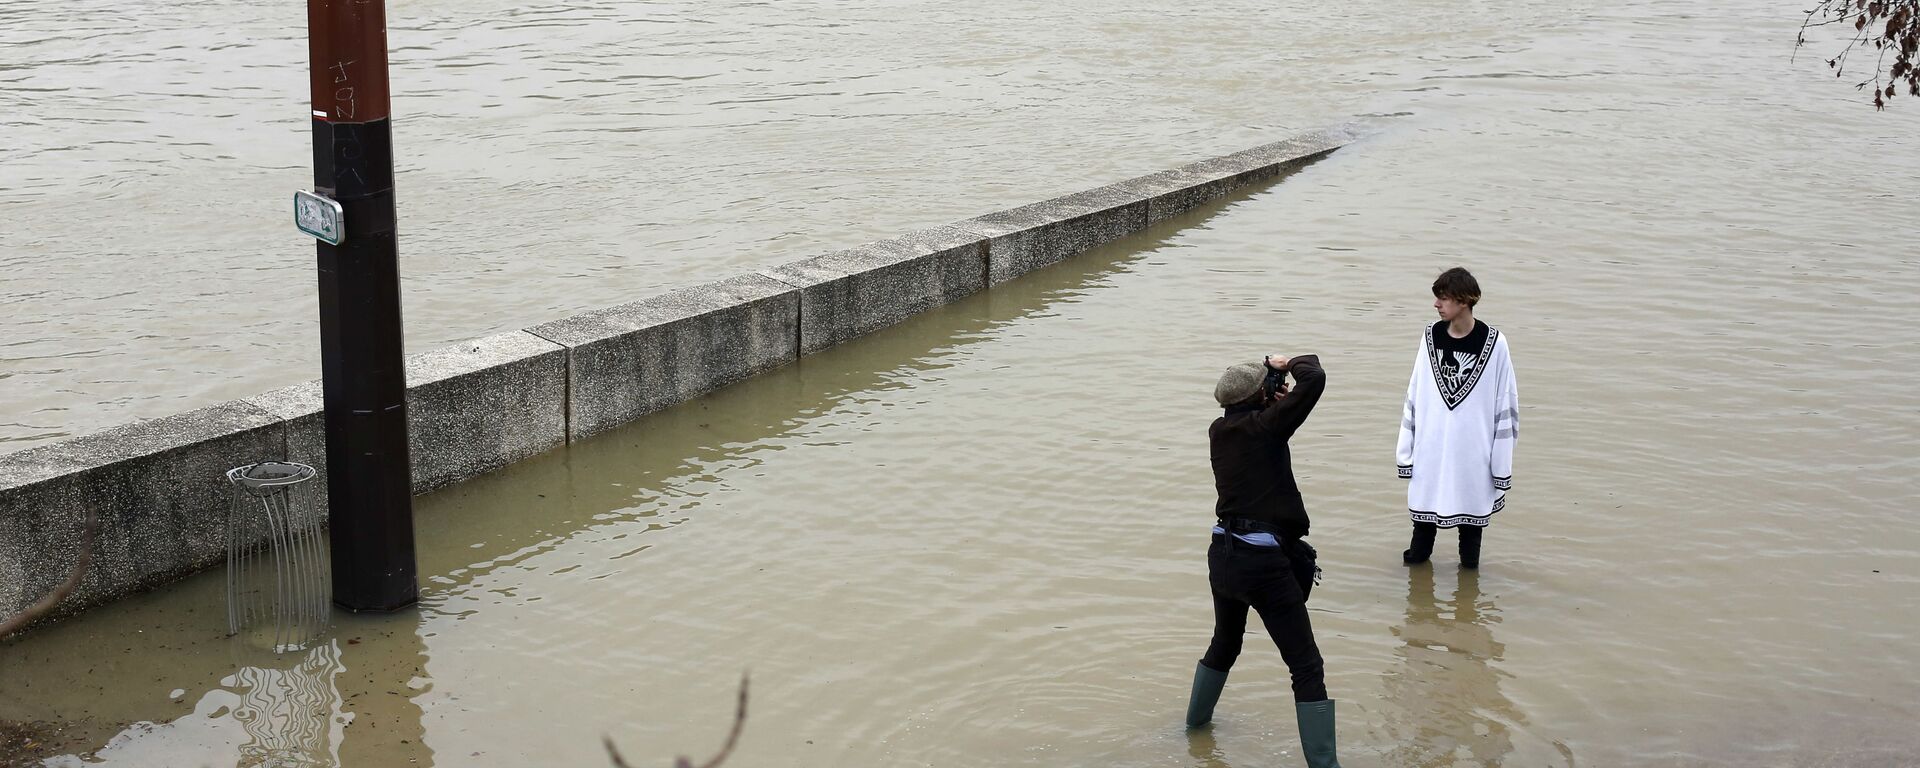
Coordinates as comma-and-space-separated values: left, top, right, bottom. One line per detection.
1395, 323, 1519, 528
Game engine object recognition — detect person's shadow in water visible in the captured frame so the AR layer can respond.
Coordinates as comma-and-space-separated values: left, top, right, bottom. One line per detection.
1186, 725, 1233, 768
1383, 565, 1523, 767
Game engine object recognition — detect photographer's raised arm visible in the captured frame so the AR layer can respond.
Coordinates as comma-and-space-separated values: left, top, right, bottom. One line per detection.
1259, 354, 1325, 438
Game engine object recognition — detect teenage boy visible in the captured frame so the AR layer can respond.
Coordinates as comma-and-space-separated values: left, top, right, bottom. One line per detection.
1396, 267, 1519, 568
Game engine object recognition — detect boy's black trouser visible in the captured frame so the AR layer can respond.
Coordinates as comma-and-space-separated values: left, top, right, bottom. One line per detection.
1406, 521, 1484, 566
1201, 533, 1327, 702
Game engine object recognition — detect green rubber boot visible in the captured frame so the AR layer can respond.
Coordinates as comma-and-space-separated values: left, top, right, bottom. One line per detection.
1295, 699, 1341, 767
1184, 661, 1229, 727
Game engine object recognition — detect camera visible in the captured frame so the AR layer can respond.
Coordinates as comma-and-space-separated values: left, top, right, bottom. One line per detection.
1263, 366, 1288, 400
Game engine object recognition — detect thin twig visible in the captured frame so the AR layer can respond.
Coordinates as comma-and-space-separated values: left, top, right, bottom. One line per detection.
0, 508, 97, 639
604, 672, 750, 768
689, 673, 750, 768
604, 737, 636, 768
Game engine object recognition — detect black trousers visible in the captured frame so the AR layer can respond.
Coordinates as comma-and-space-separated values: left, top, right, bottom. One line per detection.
1407, 521, 1484, 566
1201, 534, 1327, 702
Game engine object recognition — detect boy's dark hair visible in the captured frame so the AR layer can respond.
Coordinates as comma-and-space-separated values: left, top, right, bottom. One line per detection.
1431, 267, 1481, 307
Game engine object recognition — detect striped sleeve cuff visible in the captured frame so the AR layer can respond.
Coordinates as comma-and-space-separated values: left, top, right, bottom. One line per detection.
1492, 475, 1512, 491
1397, 464, 1413, 479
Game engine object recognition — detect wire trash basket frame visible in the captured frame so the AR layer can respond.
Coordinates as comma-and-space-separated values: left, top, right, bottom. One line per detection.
225, 461, 330, 651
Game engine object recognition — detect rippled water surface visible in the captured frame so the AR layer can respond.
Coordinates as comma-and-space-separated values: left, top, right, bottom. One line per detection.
4, 0, 1919, 766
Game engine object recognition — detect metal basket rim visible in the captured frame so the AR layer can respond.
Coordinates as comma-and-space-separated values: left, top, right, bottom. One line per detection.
226, 461, 318, 494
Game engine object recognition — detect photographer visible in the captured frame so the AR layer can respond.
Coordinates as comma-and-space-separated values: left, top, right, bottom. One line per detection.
1185, 353, 1341, 768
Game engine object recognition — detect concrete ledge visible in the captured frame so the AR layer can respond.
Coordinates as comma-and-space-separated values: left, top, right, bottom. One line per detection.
244, 381, 328, 517
243, 331, 570, 500
404, 331, 569, 494
0, 402, 282, 622
1114, 125, 1355, 224
529, 274, 800, 442
954, 185, 1151, 286
2, 125, 1359, 631
759, 226, 988, 355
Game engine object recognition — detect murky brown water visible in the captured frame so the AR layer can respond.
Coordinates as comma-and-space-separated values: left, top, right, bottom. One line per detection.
0, 0, 1428, 453
5, 0, 1920, 766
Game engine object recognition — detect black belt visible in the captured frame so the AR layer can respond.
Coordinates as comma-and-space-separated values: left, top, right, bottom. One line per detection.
1219, 517, 1288, 537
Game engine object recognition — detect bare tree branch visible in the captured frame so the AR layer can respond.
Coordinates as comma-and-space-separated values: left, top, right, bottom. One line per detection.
1799, 0, 1920, 108
605, 672, 750, 768
0, 508, 97, 639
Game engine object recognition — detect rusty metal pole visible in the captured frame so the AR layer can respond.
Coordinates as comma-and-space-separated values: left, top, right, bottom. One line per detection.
307, 0, 417, 611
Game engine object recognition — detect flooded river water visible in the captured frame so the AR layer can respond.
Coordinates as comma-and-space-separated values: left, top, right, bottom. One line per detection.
3, 0, 1919, 765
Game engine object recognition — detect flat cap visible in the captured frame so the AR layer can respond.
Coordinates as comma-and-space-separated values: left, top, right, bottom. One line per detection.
1214, 361, 1266, 407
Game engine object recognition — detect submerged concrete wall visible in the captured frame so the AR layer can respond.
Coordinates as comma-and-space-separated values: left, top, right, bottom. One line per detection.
0, 125, 1355, 629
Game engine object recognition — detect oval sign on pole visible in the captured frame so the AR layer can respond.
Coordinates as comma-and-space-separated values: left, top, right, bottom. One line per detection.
294, 190, 345, 245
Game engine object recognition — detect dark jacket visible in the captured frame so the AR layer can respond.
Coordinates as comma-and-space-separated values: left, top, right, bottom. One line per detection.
1209, 355, 1326, 539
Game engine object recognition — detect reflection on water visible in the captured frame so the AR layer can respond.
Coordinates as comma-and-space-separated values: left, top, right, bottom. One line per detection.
1383, 567, 1521, 767
332, 612, 432, 768
15, 609, 433, 767
1185, 726, 1233, 768
229, 643, 339, 767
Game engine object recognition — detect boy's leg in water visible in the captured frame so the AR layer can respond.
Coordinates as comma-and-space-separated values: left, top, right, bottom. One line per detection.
1459, 524, 1484, 568
1404, 521, 1438, 564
